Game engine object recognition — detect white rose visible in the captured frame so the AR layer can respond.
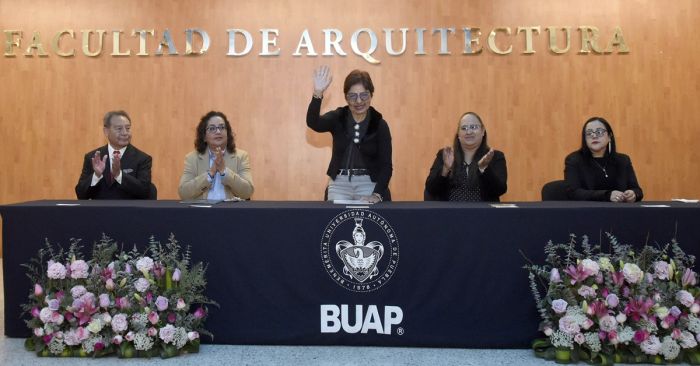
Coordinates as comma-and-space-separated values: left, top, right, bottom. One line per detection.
622, 263, 644, 284
581, 259, 600, 276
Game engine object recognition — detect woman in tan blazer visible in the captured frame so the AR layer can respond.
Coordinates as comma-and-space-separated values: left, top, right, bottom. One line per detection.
178, 111, 254, 200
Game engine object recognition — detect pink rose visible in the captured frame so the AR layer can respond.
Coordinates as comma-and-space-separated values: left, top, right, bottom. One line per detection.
193, 307, 205, 319
683, 268, 697, 287
574, 333, 585, 344
125, 331, 135, 341
34, 327, 44, 337
111, 313, 128, 333
155, 296, 169, 311
147, 327, 157, 337
670, 306, 681, 317
94, 342, 105, 351
47, 298, 60, 311
167, 312, 177, 323
105, 278, 115, 291
153, 262, 165, 278
187, 331, 199, 341
558, 316, 580, 335
551, 299, 568, 314
99, 293, 110, 308
582, 318, 594, 330
677, 290, 695, 307
112, 335, 123, 345
34, 284, 43, 297
172, 268, 181, 282
606, 293, 620, 308
577, 285, 596, 298
176, 298, 186, 310
31, 307, 40, 318
148, 311, 159, 325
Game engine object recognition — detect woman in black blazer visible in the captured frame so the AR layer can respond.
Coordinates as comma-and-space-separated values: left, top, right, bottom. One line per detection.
425, 112, 507, 201
565, 117, 643, 202
306, 66, 392, 203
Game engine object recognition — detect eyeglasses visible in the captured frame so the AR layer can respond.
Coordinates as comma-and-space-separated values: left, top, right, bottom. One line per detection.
345, 92, 371, 102
206, 125, 226, 134
585, 128, 607, 138
460, 124, 481, 132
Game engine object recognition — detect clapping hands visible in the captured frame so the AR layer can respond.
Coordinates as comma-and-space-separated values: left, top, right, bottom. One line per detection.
91, 151, 107, 178
209, 147, 225, 177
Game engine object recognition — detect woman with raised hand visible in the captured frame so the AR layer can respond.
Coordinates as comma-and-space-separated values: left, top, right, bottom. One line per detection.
306, 66, 392, 203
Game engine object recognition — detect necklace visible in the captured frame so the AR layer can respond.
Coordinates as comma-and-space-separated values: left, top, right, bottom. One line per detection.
592, 159, 609, 178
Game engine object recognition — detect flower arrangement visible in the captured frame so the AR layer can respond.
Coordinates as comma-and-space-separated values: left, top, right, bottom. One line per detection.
524, 233, 700, 365
21, 234, 217, 358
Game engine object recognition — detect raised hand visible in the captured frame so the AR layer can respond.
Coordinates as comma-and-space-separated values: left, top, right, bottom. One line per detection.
478, 149, 495, 171
91, 151, 107, 178
441, 146, 454, 176
313, 66, 332, 97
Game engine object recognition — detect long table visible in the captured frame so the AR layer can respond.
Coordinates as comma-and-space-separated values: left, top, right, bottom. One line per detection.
3, 200, 700, 348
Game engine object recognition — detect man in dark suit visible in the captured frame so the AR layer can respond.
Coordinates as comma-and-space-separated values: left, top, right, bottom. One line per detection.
75, 110, 152, 199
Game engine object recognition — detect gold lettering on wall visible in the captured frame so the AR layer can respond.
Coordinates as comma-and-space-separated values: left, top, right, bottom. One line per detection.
605, 26, 630, 53
546, 27, 571, 54
462, 27, 482, 55
24, 31, 48, 57
81, 30, 106, 57
4, 30, 22, 56
517, 26, 541, 54
579, 26, 603, 54
52, 30, 75, 57
111, 30, 131, 56
132, 29, 155, 56
3, 25, 630, 58
185, 29, 210, 55
156, 29, 178, 55
488, 27, 512, 55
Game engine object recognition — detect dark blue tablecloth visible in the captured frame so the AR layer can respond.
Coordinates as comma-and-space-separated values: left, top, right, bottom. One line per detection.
3, 200, 700, 347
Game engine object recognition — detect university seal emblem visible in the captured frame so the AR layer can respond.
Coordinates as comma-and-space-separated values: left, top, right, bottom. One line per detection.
321, 209, 399, 292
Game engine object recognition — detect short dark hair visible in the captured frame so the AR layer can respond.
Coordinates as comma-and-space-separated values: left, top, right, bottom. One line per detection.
195, 111, 236, 154
579, 116, 616, 158
343, 70, 374, 95
103, 110, 131, 127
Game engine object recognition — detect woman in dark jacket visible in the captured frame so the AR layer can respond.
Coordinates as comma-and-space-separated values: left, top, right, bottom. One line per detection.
306, 66, 392, 203
425, 112, 507, 201
564, 117, 643, 202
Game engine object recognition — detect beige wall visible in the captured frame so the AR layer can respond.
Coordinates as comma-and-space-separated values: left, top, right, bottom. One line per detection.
1, 0, 699, 254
